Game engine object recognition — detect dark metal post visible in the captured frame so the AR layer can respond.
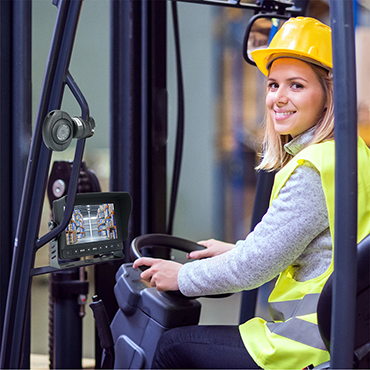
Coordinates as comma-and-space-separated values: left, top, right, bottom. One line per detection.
95, 1, 168, 365
51, 270, 89, 369
0, 1, 32, 366
0, 1, 85, 368
109, 0, 168, 256
329, 1, 358, 368
95, 2, 146, 365
12, 0, 32, 237
0, 0, 14, 353
12, 3, 33, 368
110, 0, 145, 249
147, 2, 167, 236
110, 0, 167, 243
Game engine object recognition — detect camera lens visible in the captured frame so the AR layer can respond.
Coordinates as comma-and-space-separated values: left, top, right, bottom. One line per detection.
56, 122, 71, 142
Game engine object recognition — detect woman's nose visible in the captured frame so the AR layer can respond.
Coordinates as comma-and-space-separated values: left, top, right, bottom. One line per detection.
275, 88, 288, 105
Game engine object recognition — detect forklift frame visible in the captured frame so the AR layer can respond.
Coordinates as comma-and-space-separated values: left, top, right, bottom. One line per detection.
0, 0, 360, 368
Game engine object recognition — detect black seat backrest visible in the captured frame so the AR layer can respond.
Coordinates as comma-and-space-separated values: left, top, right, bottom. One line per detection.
317, 234, 370, 368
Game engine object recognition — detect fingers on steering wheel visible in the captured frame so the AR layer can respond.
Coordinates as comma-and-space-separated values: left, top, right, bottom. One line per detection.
140, 267, 153, 282
149, 276, 156, 288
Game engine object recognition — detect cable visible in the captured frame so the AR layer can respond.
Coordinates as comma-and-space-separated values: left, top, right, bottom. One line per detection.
167, 1, 185, 235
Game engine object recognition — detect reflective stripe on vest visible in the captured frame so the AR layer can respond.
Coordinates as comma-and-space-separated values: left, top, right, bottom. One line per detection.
267, 293, 326, 351
269, 293, 321, 321
267, 318, 327, 351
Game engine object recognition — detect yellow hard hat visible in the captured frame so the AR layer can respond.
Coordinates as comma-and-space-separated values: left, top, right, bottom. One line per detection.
251, 17, 332, 76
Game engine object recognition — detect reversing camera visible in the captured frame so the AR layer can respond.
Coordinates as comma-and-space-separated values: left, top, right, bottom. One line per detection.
42, 110, 95, 151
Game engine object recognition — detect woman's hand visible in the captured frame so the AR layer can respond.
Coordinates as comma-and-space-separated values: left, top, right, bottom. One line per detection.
187, 239, 235, 260
133, 258, 182, 291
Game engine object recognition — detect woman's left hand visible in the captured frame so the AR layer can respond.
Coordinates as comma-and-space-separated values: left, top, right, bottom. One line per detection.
133, 258, 182, 291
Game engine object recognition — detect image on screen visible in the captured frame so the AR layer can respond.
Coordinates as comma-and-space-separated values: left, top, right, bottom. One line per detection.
65, 203, 118, 245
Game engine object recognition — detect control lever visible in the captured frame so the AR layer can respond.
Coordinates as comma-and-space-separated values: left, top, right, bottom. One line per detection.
90, 295, 115, 369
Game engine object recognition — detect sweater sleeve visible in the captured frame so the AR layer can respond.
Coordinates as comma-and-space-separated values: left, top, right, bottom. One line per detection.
177, 163, 330, 297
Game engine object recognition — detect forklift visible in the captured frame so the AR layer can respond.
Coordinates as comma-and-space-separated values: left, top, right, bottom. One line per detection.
0, 0, 368, 369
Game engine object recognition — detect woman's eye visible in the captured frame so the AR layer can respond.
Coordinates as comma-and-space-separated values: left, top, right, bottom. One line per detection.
291, 82, 304, 89
268, 82, 278, 90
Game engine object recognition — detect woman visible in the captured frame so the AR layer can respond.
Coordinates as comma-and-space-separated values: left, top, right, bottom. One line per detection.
133, 17, 370, 369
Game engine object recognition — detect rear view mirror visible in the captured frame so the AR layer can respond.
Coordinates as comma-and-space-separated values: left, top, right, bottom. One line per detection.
243, 14, 290, 66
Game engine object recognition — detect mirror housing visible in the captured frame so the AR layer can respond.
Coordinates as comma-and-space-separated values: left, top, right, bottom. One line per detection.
243, 14, 290, 66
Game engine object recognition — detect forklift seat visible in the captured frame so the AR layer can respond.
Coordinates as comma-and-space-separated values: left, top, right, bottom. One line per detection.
317, 234, 370, 368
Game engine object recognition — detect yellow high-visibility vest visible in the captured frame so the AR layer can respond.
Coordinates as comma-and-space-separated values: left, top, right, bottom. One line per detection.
239, 137, 370, 369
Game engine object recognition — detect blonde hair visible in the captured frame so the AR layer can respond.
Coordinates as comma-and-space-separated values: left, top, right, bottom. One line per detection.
256, 62, 334, 172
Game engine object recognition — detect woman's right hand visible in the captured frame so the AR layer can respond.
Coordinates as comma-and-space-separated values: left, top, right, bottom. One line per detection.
187, 239, 235, 260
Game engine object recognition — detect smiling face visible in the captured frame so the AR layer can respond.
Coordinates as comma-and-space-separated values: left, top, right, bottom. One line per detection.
266, 58, 327, 138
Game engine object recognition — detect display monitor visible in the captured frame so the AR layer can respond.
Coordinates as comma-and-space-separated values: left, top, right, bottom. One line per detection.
53, 192, 132, 260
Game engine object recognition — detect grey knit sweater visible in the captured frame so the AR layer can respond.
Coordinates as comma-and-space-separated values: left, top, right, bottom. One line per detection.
178, 129, 333, 297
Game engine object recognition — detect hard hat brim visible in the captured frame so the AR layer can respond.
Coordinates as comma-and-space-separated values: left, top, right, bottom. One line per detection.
251, 48, 333, 76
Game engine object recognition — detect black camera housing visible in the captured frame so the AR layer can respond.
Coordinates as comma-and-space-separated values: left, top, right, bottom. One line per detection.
42, 110, 95, 151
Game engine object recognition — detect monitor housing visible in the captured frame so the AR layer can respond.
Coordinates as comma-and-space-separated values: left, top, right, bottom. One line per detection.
51, 192, 132, 268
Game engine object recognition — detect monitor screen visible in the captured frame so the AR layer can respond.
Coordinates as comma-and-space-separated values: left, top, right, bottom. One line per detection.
65, 203, 118, 246
52, 192, 132, 260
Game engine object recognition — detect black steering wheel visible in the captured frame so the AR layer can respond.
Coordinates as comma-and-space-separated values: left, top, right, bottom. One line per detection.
131, 233, 231, 299
131, 233, 205, 260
